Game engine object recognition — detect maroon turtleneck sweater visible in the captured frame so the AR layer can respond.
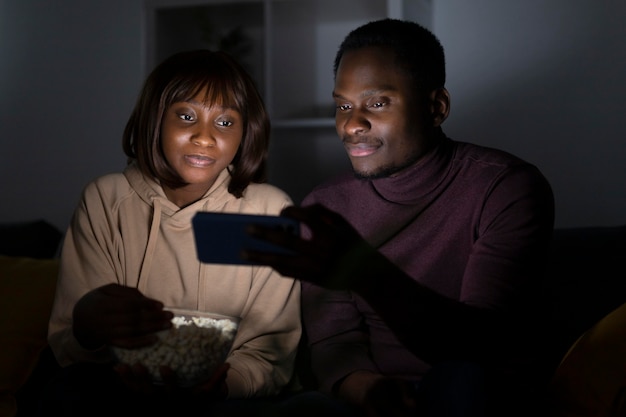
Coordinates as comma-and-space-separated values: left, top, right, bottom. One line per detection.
301, 136, 555, 394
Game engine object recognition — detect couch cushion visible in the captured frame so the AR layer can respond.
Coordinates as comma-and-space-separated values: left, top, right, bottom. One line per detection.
0, 256, 59, 417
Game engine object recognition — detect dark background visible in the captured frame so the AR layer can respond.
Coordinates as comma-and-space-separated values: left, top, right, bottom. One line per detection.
1, 0, 624, 232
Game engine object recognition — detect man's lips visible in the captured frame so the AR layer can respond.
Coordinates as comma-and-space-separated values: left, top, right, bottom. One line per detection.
185, 154, 215, 167
343, 141, 381, 157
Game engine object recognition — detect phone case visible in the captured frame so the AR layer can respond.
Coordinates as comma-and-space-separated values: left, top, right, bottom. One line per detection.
192, 212, 299, 265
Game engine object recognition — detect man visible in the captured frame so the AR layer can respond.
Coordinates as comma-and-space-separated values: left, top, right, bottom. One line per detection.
246, 18, 554, 417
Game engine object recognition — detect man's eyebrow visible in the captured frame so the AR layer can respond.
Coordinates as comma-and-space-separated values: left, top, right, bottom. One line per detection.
332, 87, 397, 100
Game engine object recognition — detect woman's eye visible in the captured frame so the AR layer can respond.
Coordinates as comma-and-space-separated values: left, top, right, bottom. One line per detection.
217, 120, 233, 127
178, 113, 194, 121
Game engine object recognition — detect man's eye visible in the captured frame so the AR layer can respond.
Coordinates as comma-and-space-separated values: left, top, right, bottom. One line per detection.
336, 104, 351, 111
371, 101, 385, 108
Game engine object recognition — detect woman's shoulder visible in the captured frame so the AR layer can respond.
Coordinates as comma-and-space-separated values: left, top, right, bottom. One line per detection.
79, 171, 136, 209
83, 172, 130, 194
238, 182, 294, 214
244, 182, 291, 199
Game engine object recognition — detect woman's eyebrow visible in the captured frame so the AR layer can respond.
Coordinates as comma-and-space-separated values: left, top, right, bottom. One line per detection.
177, 98, 237, 112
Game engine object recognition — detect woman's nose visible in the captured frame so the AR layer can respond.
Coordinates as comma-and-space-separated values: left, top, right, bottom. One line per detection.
191, 126, 216, 147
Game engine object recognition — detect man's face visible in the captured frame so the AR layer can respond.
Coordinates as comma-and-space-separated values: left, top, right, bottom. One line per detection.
333, 46, 433, 179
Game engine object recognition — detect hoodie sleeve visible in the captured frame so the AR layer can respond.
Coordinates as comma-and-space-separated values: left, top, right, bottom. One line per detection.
224, 267, 301, 398
217, 185, 302, 398
48, 180, 122, 366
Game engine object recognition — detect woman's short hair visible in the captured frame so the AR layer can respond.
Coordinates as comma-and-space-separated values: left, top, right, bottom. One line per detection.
123, 49, 269, 198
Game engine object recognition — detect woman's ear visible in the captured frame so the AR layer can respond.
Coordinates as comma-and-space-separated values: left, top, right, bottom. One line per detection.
429, 88, 450, 127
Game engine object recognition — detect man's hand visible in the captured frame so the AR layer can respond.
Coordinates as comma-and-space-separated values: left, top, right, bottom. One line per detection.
244, 204, 378, 289
337, 371, 418, 417
362, 376, 419, 417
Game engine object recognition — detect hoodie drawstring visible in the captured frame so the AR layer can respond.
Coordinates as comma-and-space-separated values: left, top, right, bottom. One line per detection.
136, 199, 162, 293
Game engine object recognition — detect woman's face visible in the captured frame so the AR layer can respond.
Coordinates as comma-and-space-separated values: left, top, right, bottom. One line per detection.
161, 88, 243, 207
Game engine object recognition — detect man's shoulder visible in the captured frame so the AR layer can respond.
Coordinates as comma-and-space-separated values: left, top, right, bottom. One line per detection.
452, 140, 528, 168
448, 140, 553, 207
450, 140, 550, 186
301, 171, 361, 206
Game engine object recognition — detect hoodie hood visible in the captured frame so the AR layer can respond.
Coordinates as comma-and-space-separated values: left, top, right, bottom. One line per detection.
122, 162, 233, 293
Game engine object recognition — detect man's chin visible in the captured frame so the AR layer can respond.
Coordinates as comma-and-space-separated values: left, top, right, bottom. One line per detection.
352, 163, 412, 180
352, 167, 391, 180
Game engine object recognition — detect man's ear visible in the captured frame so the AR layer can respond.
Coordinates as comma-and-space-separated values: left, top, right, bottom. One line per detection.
429, 88, 450, 127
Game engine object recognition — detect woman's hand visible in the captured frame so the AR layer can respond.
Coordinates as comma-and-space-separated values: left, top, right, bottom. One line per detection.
72, 283, 173, 350
113, 362, 156, 395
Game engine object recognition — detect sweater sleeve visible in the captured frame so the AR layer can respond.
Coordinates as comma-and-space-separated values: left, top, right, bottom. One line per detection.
301, 281, 379, 395
460, 162, 555, 311
48, 182, 121, 366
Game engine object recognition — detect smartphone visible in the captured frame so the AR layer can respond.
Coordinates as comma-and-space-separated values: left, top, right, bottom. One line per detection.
192, 212, 300, 265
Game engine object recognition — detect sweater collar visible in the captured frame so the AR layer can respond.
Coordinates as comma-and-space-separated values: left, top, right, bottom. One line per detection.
370, 135, 454, 204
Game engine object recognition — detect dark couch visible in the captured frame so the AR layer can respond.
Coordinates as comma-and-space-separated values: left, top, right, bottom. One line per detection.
2, 220, 626, 416
1, 220, 63, 417
537, 225, 626, 396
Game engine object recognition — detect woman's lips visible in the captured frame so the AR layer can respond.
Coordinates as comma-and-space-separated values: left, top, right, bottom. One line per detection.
185, 154, 215, 167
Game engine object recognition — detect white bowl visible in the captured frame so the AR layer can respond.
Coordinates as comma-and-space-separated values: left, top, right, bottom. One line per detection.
112, 308, 239, 387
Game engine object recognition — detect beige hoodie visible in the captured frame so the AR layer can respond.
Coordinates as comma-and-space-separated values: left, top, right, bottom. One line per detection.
48, 162, 301, 398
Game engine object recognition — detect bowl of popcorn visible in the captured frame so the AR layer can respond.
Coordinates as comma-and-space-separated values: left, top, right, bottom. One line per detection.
112, 308, 239, 387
